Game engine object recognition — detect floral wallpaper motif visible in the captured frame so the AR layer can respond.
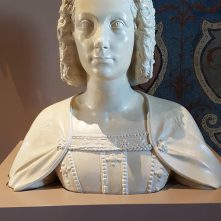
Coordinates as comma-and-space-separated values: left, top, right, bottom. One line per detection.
137, 0, 221, 154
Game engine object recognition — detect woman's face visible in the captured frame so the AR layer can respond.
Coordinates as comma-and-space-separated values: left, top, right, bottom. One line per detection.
73, 0, 135, 81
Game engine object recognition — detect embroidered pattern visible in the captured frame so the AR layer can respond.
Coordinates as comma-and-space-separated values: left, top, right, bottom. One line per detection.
157, 139, 168, 153
56, 131, 170, 194
59, 162, 71, 188
154, 166, 169, 192
100, 151, 129, 194
57, 132, 153, 152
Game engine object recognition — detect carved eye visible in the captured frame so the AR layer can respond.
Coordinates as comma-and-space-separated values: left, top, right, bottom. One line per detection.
79, 20, 94, 31
110, 20, 125, 30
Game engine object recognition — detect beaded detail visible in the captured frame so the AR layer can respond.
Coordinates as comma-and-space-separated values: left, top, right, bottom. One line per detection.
57, 132, 153, 152
147, 154, 156, 193
121, 152, 128, 195
100, 151, 129, 194
56, 131, 170, 194
67, 152, 82, 193
100, 153, 109, 194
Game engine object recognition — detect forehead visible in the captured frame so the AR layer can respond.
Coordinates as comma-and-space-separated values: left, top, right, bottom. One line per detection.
74, 0, 133, 16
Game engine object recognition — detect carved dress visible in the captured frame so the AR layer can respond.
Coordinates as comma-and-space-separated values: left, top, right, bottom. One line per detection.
55, 120, 170, 194
8, 92, 221, 193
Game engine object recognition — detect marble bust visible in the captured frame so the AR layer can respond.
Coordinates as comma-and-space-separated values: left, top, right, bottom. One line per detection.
8, 0, 221, 194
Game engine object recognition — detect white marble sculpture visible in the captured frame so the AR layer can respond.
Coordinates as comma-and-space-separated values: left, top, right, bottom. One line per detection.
8, 0, 221, 194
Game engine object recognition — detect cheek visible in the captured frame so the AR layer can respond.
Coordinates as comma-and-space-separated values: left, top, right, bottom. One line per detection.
74, 34, 90, 58
73, 35, 91, 70
113, 32, 134, 56
115, 32, 129, 45
74, 34, 84, 50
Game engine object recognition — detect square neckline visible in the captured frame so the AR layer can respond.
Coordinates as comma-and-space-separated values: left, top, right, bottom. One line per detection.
67, 90, 151, 140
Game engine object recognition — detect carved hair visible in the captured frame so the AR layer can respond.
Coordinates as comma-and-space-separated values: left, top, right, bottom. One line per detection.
57, 0, 156, 87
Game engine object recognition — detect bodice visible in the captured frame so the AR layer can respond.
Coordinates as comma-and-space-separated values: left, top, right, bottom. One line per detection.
56, 117, 171, 194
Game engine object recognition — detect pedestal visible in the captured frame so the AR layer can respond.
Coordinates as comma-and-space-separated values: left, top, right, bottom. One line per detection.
0, 142, 221, 221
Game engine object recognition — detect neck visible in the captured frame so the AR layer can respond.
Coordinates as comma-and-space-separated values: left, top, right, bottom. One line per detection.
79, 74, 136, 112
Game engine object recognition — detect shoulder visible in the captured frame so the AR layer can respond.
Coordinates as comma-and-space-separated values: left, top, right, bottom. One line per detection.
150, 95, 204, 138
38, 97, 72, 118
25, 97, 73, 138
145, 94, 195, 130
33, 97, 72, 125
145, 94, 221, 188
148, 94, 205, 139
8, 98, 72, 191
146, 94, 185, 111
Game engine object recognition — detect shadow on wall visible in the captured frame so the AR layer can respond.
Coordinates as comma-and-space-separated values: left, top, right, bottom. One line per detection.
0, 9, 80, 163
0, 17, 42, 107
0, 16, 42, 163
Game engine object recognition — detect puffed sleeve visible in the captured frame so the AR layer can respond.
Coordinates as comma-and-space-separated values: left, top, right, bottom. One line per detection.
147, 94, 221, 189
8, 105, 68, 191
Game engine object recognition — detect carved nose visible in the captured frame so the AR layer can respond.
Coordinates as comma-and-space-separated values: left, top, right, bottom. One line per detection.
94, 40, 109, 49
93, 27, 109, 50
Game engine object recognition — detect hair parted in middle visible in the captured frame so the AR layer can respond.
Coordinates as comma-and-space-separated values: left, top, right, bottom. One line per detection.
57, 0, 156, 87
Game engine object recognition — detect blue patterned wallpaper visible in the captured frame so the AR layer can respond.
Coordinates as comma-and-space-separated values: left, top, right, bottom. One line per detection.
135, 0, 221, 154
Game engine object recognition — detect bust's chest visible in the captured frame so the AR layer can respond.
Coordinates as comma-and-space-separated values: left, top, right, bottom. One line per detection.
56, 132, 171, 194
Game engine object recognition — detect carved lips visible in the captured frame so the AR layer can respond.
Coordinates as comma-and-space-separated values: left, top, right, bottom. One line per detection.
91, 55, 114, 65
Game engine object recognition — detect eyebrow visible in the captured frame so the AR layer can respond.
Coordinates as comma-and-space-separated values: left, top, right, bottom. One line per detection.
110, 12, 128, 20
76, 12, 128, 22
77, 13, 95, 21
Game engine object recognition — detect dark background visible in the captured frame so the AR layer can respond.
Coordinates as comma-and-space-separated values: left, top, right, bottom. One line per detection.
1, 204, 221, 221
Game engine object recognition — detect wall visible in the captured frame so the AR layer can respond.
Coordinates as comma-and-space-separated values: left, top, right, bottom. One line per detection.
0, 0, 81, 163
